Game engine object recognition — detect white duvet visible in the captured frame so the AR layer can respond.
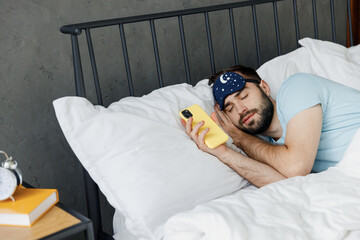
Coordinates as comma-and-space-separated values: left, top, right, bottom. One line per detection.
163, 128, 360, 240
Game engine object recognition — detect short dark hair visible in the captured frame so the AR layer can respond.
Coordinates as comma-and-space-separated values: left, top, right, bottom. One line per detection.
208, 65, 261, 86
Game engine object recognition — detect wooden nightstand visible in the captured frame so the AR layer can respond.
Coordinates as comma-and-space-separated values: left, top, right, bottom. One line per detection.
0, 202, 94, 240
0, 182, 95, 240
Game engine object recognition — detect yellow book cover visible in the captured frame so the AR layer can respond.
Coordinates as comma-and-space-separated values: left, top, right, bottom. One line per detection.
0, 187, 59, 227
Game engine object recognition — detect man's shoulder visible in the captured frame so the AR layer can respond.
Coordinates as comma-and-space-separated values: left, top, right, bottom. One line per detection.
283, 73, 321, 86
276, 73, 326, 108
278, 73, 324, 94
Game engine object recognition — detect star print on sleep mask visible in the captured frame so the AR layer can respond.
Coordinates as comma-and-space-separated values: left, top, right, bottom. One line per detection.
213, 72, 259, 110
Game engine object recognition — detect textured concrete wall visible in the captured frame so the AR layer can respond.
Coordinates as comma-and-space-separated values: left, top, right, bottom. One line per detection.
0, 0, 347, 237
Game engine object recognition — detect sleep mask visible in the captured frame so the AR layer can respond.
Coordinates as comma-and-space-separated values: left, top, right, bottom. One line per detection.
213, 72, 259, 110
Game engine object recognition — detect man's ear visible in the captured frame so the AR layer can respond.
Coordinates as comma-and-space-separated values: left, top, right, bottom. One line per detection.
259, 80, 271, 96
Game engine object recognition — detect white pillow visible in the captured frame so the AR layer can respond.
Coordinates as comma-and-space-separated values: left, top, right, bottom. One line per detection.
299, 38, 360, 91
336, 127, 360, 175
53, 80, 247, 240
256, 38, 360, 98
256, 46, 314, 99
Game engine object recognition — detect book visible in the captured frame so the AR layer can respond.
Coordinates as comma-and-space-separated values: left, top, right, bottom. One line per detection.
0, 187, 59, 227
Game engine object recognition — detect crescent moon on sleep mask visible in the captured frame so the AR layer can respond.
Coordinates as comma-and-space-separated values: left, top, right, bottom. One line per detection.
213, 72, 259, 110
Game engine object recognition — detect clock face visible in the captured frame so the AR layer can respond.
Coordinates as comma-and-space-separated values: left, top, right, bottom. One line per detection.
0, 168, 17, 201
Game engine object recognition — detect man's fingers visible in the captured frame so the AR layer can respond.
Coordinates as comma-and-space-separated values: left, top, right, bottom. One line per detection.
210, 112, 220, 125
217, 104, 234, 124
181, 118, 209, 150
180, 118, 186, 128
191, 121, 204, 139
185, 117, 193, 135
214, 104, 229, 126
197, 127, 210, 149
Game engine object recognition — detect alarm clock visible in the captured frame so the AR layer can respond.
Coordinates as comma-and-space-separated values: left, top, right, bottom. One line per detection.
0, 150, 22, 201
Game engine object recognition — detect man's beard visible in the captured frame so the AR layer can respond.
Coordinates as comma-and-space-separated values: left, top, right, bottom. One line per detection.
236, 89, 274, 135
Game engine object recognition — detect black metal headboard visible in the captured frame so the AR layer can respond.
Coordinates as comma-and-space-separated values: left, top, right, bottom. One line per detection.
59, 0, 354, 239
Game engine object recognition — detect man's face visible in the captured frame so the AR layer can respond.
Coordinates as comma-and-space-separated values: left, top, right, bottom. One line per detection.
223, 82, 274, 135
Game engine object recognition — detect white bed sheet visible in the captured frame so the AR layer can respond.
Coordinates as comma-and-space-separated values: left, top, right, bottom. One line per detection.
163, 128, 360, 240
113, 184, 258, 240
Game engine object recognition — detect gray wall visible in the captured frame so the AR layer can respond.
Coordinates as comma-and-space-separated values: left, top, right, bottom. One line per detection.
0, 0, 347, 237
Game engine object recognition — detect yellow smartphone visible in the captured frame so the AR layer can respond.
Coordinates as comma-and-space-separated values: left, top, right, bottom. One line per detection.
179, 104, 229, 149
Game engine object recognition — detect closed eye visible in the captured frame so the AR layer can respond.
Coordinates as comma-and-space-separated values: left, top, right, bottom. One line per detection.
225, 105, 233, 113
240, 94, 248, 100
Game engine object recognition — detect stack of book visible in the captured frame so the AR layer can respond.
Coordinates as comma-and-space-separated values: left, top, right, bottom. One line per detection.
0, 187, 58, 227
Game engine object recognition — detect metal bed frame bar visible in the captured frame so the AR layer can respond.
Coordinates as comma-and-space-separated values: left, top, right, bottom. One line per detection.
62, 0, 289, 102
60, 1, 354, 239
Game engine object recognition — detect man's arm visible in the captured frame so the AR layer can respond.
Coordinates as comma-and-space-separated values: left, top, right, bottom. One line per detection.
216, 104, 323, 177
217, 147, 287, 187
181, 118, 286, 187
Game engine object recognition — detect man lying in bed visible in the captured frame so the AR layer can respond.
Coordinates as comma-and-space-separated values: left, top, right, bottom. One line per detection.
181, 65, 360, 187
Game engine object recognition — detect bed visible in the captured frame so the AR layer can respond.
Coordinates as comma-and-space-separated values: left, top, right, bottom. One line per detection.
55, 0, 360, 239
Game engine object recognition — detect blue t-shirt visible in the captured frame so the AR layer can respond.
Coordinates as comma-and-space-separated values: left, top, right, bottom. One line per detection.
275, 73, 360, 172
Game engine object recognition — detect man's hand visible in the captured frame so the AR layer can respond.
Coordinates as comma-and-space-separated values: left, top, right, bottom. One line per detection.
180, 110, 287, 187
213, 104, 245, 144
180, 115, 229, 161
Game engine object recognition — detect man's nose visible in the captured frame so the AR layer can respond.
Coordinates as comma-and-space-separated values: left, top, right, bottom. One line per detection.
235, 103, 247, 115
